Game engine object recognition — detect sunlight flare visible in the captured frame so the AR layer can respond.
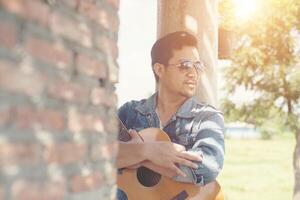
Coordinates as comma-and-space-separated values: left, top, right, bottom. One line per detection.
233, 0, 258, 22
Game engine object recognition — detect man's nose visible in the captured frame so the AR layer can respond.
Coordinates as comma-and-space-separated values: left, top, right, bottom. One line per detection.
186, 66, 198, 77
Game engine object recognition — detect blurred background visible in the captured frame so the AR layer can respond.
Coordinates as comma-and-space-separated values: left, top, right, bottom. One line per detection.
117, 0, 300, 199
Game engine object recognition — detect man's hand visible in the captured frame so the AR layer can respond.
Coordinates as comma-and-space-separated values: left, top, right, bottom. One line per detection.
143, 141, 202, 177
125, 129, 202, 177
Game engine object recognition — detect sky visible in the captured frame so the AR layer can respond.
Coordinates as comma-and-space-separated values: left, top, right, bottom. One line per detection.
116, 0, 157, 107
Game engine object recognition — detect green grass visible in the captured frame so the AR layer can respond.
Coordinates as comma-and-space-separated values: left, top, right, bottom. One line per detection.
218, 136, 295, 200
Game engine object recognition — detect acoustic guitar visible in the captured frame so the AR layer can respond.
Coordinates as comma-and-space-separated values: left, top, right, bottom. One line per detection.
117, 119, 224, 200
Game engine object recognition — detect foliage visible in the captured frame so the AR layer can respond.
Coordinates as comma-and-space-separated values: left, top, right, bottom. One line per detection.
220, 0, 300, 136
219, 0, 236, 30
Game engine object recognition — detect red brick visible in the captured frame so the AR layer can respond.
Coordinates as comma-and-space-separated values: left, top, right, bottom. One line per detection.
103, 116, 118, 134
12, 180, 65, 200
76, 54, 107, 79
78, 0, 98, 22
91, 142, 118, 161
99, 9, 119, 33
0, 143, 40, 166
0, 61, 46, 96
44, 143, 86, 164
111, 14, 119, 33
0, 20, 17, 48
102, 162, 117, 185
0, 185, 4, 200
90, 88, 117, 107
90, 88, 105, 105
47, 80, 89, 104
79, 114, 104, 132
50, 12, 92, 47
0, 107, 11, 127
61, 0, 79, 8
37, 109, 65, 131
70, 171, 103, 193
98, 8, 110, 30
0, 0, 50, 26
78, 1, 119, 32
96, 36, 118, 60
14, 107, 65, 131
14, 107, 35, 130
25, 37, 72, 70
0, 0, 24, 16
24, 0, 51, 26
68, 109, 105, 133
106, 0, 119, 10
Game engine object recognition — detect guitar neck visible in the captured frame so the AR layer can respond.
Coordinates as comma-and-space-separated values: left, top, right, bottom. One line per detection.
118, 118, 132, 142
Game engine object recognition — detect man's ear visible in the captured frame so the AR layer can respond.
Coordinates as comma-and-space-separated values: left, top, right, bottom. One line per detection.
153, 63, 164, 79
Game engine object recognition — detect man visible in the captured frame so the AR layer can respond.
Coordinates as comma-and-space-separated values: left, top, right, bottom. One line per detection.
117, 31, 225, 199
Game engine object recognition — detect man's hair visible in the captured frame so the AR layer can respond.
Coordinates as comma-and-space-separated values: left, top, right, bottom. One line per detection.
150, 31, 198, 82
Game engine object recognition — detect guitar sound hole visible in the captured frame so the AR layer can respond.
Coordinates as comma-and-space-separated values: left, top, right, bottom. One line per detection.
137, 167, 161, 187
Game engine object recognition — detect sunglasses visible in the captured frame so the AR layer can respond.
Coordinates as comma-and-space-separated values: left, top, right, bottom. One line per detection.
168, 59, 205, 73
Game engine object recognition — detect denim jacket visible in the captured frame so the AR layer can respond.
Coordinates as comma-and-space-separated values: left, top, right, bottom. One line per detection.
118, 93, 225, 186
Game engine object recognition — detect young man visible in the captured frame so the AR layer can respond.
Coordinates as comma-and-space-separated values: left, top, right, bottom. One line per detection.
117, 31, 225, 199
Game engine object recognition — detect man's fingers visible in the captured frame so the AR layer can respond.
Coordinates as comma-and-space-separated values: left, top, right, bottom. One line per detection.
158, 168, 177, 178
170, 164, 186, 177
173, 143, 186, 152
179, 151, 202, 162
175, 157, 198, 169
143, 161, 176, 178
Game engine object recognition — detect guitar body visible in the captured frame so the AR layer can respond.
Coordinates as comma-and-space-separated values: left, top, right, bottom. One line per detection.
117, 128, 224, 200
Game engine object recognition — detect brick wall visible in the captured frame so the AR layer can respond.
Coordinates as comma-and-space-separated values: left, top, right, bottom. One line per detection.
0, 0, 119, 199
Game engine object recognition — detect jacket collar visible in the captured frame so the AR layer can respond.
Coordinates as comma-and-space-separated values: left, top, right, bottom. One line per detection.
135, 93, 201, 118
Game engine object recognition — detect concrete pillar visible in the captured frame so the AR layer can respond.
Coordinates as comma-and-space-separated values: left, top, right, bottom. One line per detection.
157, 0, 218, 107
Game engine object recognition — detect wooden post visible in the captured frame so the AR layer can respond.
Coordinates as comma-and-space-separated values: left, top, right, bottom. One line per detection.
157, 0, 218, 107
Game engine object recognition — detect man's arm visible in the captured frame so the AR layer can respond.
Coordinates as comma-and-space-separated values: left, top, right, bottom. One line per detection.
116, 142, 146, 168
173, 111, 225, 185
116, 137, 203, 177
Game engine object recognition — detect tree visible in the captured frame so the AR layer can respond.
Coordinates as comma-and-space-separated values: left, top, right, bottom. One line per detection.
220, 0, 300, 198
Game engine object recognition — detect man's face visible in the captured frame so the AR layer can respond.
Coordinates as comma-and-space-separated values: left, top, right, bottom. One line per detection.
159, 46, 201, 98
